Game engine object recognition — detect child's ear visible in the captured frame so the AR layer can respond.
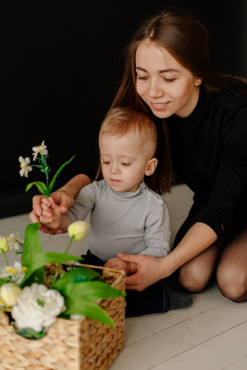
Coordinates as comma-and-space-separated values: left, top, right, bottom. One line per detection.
145, 158, 158, 176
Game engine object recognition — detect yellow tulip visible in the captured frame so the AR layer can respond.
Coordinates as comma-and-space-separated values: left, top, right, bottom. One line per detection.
0, 283, 22, 306
0, 237, 9, 253
68, 221, 89, 241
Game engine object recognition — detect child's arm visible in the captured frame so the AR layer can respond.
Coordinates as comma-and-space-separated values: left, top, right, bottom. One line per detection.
39, 197, 70, 232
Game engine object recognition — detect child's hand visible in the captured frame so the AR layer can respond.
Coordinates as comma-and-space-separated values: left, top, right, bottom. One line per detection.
104, 257, 137, 276
39, 197, 63, 231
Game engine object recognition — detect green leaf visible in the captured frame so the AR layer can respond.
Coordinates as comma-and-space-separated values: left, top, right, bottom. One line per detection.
21, 223, 43, 268
57, 281, 125, 325
48, 155, 75, 194
63, 297, 115, 326
0, 277, 11, 286
62, 281, 126, 301
20, 223, 81, 286
15, 327, 46, 339
25, 181, 50, 197
21, 251, 81, 286
53, 266, 101, 291
21, 223, 44, 284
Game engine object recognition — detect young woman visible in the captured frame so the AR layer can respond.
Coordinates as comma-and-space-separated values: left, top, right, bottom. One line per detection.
30, 8, 247, 303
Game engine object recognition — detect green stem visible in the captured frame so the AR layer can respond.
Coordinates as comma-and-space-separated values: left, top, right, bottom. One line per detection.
0, 249, 9, 266
50, 235, 75, 288
41, 154, 50, 189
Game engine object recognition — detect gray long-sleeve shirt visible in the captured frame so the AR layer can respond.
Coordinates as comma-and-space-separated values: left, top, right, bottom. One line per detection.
67, 180, 171, 261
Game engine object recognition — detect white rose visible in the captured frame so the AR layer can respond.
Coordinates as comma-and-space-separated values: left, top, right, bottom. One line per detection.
12, 283, 66, 332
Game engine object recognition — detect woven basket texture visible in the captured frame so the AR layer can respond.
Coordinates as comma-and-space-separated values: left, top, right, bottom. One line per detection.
0, 265, 126, 370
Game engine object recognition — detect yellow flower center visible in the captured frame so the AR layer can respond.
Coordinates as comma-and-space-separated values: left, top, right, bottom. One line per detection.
7, 268, 18, 274
20, 163, 24, 168
22, 266, 28, 272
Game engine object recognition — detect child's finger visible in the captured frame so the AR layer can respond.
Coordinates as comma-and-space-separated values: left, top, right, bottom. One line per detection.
41, 197, 52, 206
41, 208, 53, 217
39, 215, 53, 225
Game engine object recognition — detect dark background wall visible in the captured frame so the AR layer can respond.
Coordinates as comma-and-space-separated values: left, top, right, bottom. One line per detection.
1, 0, 247, 218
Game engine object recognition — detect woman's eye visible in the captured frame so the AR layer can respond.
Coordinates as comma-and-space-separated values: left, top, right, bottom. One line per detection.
122, 163, 130, 166
137, 75, 147, 80
164, 78, 175, 82
103, 161, 110, 165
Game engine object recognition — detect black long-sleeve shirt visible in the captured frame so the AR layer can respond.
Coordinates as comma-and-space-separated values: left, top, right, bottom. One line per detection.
167, 85, 247, 236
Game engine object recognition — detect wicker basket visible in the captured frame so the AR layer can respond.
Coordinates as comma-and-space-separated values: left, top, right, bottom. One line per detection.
0, 265, 126, 370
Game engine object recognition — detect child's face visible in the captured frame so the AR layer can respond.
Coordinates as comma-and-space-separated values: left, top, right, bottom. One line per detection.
99, 130, 157, 192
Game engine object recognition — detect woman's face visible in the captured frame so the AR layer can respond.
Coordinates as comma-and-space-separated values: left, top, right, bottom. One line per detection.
135, 40, 202, 118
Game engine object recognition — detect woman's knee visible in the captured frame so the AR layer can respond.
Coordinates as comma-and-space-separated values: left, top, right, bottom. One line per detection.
217, 265, 247, 302
178, 263, 211, 293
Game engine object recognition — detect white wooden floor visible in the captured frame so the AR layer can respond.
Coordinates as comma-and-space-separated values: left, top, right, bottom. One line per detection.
1, 184, 247, 370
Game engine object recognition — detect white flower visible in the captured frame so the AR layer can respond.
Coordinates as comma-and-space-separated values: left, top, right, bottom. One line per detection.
0, 262, 27, 284
19, 156, 32, 177
32, 140, 48, 160
12, 283, 66, 332
7, 231, 24, 251
0, 236, 9, 253
68, 221, 89, 241
0, 283, 22, 306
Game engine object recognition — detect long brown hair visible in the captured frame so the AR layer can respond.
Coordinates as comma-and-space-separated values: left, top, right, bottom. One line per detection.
110, 8, 247, 192
112, 8, 247, 107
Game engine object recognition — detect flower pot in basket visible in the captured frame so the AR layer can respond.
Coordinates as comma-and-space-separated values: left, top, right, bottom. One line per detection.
0, 265, 126, 370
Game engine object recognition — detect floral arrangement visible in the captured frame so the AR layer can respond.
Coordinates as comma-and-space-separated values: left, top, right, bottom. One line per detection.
19, 140, 75, 196
0, 141, 125, 340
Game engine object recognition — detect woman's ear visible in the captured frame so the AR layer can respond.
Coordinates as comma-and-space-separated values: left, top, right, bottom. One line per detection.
195, 76, 203, 86
145, 158, 158, 176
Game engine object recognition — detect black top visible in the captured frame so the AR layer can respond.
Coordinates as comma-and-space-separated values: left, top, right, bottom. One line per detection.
167, 85, 247, 236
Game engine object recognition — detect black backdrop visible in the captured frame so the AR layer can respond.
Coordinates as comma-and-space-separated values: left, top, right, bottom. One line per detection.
1, 0, 247, 218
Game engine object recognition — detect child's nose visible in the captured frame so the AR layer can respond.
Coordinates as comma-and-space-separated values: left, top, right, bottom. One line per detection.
110, 163, 120, 173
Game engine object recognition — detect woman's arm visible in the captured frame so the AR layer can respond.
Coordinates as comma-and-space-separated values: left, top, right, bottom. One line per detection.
118, 222, 217, 291
57, 174, 92, 212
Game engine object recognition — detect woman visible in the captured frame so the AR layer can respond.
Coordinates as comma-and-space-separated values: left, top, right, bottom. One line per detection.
31, 9, 247, 302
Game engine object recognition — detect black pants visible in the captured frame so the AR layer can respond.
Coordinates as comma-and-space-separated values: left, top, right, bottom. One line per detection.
80, 250, 167, 317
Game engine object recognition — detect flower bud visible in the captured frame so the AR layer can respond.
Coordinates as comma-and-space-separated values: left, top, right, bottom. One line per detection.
0, 283, 22, 306
0, 237, 9, 253
68, 221, 89, 241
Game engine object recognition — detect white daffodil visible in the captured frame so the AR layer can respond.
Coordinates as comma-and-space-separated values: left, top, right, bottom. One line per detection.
12, 283, 66, 332
68, 221, 90, 241
19, 156, 32, 177
7, 231, 24, 251
0, 262, 27, 284
0, 236, 9, 253
32, 140, 48, 160
0, 282, 22, 306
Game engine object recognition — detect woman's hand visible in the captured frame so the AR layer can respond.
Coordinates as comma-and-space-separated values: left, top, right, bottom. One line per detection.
117, 253, 168, 291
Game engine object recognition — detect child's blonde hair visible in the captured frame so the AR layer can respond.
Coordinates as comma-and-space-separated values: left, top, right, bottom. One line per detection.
99, 107, 157, 156
96, 107, 171, 194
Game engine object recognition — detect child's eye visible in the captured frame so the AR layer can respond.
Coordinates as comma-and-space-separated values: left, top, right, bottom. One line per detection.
121, 163, 130, 166
103, 161, 110, 165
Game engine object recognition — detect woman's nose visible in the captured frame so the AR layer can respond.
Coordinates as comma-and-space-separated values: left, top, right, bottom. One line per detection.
148, 80, 164, 98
